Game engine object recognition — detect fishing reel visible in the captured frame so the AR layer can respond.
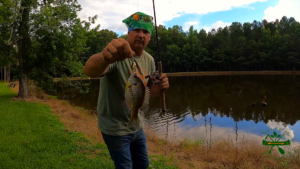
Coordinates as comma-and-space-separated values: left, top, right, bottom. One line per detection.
145, 70, 161, 85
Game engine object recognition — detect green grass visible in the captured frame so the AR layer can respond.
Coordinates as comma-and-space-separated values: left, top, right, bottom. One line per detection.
148, 155, 179, 169
0, 81, 177, 169
48, 95, 57, 99
181, 138, 205, 149
0, 81, 114, 169
75, 106, 86, 112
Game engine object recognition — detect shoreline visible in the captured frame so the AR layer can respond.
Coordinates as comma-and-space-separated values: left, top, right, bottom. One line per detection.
165, 71, 300, 76
53, 71, 300, 82
5, 81, 300, 168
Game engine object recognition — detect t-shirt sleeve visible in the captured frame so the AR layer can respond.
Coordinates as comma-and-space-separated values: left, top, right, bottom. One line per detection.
100, 62, 118, 77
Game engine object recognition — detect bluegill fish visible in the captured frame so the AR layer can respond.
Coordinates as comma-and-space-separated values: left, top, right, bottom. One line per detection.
124, 69, 150, 129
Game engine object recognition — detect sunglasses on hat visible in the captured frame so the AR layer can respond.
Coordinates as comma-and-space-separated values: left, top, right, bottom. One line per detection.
132, 14, 153, 22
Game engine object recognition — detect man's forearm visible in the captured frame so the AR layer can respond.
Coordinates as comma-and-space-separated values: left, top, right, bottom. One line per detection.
84, 52, 110, 78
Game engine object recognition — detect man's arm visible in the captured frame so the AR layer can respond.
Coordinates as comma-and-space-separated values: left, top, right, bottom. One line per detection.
84, 38, 135, 78
84, 52, 109, 78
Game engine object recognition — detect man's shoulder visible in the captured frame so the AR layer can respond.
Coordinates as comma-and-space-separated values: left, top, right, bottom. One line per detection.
143, 51, 154, 62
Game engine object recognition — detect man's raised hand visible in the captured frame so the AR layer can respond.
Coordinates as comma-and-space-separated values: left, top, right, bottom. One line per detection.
102, 38, 135, 64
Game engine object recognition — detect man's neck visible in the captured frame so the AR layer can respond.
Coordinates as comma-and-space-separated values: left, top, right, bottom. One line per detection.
134, 50, 144, 57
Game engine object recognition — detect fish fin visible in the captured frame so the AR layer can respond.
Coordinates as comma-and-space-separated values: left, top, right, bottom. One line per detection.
127, 117, 140, 129
122, 100, 131, 114
140, 86, 150, 112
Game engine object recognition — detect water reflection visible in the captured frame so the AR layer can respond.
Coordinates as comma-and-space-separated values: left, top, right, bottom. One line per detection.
148, 113, 300, 152
147, 75, 300, 126
266, 120, 295, 140
54, 75, 300, 142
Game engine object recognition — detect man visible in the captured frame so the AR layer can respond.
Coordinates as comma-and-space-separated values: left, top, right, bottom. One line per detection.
83, 12, 169, 169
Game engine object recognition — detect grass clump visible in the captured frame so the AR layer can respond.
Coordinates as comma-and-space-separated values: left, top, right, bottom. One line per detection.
180, 138, 205, 149
149, 154, 179, 169
48, 95, 57, 99
76, 106, 86, 112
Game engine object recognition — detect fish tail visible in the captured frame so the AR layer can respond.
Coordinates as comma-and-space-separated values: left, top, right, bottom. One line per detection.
127, 116, 140, 129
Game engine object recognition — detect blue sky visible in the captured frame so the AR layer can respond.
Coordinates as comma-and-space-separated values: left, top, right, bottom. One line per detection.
77, 0, 300, 36
164, 0, 280, 32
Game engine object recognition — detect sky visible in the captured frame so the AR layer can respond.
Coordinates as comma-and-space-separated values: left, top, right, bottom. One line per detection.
77, 0, 300, 36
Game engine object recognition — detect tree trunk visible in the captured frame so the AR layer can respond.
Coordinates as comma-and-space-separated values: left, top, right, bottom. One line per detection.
7, 65, 10, 82
0, 67, 2, 80
4, 66, 7, 82
18, 0, 30, 98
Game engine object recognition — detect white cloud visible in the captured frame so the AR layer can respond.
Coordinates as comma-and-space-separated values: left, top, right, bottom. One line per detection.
266, 120, 294, 140
241, 5, 255, 10
203, 21, 231, 32
183, 21, 201, 32
182, 20, 231, 33
77, 0, 267, 34
263, 0, 300, 22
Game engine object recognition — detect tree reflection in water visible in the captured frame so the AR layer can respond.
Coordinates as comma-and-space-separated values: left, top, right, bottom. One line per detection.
55, 75, 300, 130
144, 75, 300, 127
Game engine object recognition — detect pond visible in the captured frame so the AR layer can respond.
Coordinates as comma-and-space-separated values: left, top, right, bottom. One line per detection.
55, 75, 300, 148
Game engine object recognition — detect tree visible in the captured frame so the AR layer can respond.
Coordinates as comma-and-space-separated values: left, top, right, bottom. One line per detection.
165, 44, 180, 72
1, 0, 95, 97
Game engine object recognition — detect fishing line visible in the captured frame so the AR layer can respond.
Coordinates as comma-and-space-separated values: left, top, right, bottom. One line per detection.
152, 0, 160, 63
164, 116, 168, 169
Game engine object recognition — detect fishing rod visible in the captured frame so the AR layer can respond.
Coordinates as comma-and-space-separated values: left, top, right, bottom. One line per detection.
151, 2, 168, 168
152, 0, 166, 113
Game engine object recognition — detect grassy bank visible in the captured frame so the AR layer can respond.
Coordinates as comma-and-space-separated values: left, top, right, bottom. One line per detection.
0, 81, 177, 169
0, 81, 115, 169
146, 133, 300, 168
3, 81, 300, 168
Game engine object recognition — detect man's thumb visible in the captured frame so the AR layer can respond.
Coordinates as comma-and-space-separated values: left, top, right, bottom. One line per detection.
131, 51, 135, 57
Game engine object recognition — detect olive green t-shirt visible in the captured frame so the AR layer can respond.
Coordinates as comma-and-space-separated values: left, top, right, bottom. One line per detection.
97, 51, 156, 136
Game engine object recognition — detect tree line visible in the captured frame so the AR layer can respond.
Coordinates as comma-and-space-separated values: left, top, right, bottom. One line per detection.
1, 0, 299, 98
145, 16, 300, 72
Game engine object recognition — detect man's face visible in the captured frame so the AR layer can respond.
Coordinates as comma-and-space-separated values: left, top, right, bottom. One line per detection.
127, 29, 151, 51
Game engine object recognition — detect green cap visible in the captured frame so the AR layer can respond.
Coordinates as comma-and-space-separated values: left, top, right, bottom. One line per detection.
122, 12, 154, 35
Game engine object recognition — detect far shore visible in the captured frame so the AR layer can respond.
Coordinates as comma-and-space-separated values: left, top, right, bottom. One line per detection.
53, 71, 300, 82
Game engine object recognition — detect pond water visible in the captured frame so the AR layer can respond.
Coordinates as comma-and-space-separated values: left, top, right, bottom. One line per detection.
55, 75, 300, 148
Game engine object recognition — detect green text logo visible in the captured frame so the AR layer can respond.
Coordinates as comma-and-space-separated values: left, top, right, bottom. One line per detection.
262, 130, 290, 155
